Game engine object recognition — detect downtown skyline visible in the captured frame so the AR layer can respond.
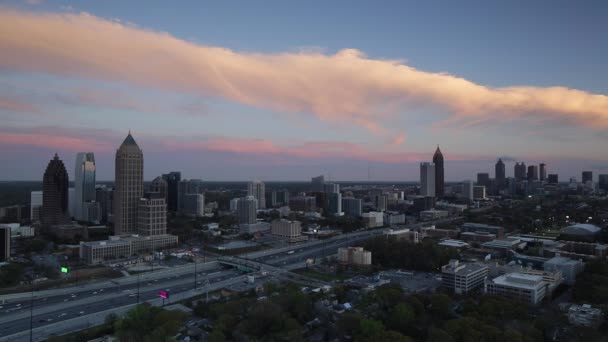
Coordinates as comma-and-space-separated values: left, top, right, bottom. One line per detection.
1, 1, 608, 181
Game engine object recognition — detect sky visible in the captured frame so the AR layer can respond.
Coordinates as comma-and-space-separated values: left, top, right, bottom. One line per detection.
1, 0, 608, 181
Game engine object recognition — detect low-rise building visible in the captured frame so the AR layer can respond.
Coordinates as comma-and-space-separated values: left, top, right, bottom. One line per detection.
80, 234, 179, 264
270, 219, 307, 243
441, 260, 488, 294
362, 212, 384, 228
383, 212, 406, 225
568, 304, 603, 328
420, 226, 459, 239
419, 209, 449, 221
338, 247, 371, 266
543, 256, 584, 285
460, 231, 496, 243
461, 223, 505, 238
438, 239, 469, 249
485, 272, 547, 305
384, 228, 419, 243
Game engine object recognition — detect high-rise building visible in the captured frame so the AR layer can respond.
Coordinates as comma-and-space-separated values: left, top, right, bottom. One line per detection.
237, 196, 258, 224
138, 195, 167, 236
30, 190, 43, 222
270, 219, 305, 242
150, 176, 168, 204
289, 196, 316, 212
548, 174, 559, 184
74, 152, 96, 220
162, 172, 181, 212
114, 132, 144, 236
42, 153, 70, 227
495, 159, 506, 183
462, 180, 474, 201
178, 179, 204, 213
180, 194, 205, 217
514, 162, 527, 181
375, 194, 387, 212
582, 171, 593, 184
324, 182, 340, 194
599, 174, 608, 192
420, 162, 435, 197
527, 165, 539, 181
95, 185, 114, 224
342, 197, 362, 217
433, 146, 444, 197
328, 192, 343, 216
247, 180, 266, 209
539, 163, 547, 181
311, 175, 325, 192
0, 226, 10, 262
476, 173, 490, 187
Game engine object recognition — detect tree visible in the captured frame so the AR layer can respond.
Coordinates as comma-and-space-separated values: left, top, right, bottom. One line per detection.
387, 303, 415, 334
426, 327, 454, 342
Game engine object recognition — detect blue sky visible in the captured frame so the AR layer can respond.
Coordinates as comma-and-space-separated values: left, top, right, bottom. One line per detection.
1, 1, 607, 181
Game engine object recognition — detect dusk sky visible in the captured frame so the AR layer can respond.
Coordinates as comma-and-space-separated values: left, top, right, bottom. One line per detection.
1, 1, 607, 181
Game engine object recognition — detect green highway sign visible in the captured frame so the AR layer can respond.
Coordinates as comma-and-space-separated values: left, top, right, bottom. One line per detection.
60, 267, 69, 273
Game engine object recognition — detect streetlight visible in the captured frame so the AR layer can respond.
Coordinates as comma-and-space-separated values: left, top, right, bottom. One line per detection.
29, 280, 34, 342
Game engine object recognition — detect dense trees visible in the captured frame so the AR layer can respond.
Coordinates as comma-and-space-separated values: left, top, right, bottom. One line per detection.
364, 236, 458, 271
112, 304, 188, 342
572, 260, 608, 305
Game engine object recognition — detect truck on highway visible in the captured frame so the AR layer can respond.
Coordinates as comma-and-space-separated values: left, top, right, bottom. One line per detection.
287, 251, 295, 255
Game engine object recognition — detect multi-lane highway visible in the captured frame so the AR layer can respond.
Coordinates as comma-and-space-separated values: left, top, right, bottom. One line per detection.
0, 222, 447, 341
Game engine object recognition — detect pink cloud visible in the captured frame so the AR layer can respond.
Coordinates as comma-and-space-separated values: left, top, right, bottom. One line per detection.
0, 132, 113, 152
0, 9, 606, 135
0, 96, 37, 113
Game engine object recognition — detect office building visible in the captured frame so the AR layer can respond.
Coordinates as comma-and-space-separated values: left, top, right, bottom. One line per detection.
599, 174, 608, 191
150, 176, 168, 204
420, 209, 449, 221
433, 146, 444, 197
82, 201, 102, 224
268, 189, 290, 207
462, 180, 474, 200
0, 226, 10, 262
485, 273, 547, 305
338, 247, 372, 266
413, 196, 435, 211
539, 163, 547, 181
568, 304, 603, 328
229, 198, 240, 212
362, 212, 383, 228
114, 132, 144, 235
42, 153, 70, 227
237, 196, 258, 224
582, 171, 593, 185
383, 213, 406, 225
527, 165, 538, 181
311, 175, 325, 192
548, 174, 559, 184
476, 173, 490, 188
342, 197, 362, 217
180, 193, 205, 217
514, 162, 527, 181
375, 194, 387, 212
95, 185, 113, 224
495, 158, 505, 185
324, 182, 340, 194
247, 180, 266, 209
161, 171, 181, 212
473, 186, 486, 200
289, 196, 316, 212
327, 192, 343, 216
543, 256, 584, 285
420, 162, 435, 197
441, 260, 489, 294
461, 222, 505, 237
30, 190, 43, 222
80, 234, 178, 265
270, 219, 306, 242
74, 152, 96, 221
138, 196, 167, 236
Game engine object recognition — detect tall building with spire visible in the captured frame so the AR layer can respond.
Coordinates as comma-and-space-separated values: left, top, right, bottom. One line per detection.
495, 158, 506, 182
42, 153, 70, 227
114, 132, 144, 235
74, 152, 96, 221
432, 146, 444, 197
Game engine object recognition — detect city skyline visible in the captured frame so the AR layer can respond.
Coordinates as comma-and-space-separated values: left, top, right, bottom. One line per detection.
1, 2, 608, 180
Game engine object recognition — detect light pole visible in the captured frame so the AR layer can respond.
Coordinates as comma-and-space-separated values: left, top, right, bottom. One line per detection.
29, 281, 34, 342
136, 272, 140, 304
194, 258, 198, 290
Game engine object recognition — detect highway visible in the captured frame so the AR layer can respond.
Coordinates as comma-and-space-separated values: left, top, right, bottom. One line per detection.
0, 221, 449, 341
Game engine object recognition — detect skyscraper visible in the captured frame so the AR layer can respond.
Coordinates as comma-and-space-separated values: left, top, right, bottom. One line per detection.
327, 192, 343, 216
114, 132, 144, 235
42, 153, 70, 227
527, 165, 538, 181
433, 146, 444, 197
150, 176, 168, 204
247, 180, 266, 209
0, 225, 10, 262
599, 174, 608, 191
477, 173, 490, 187
547, 174, 559, 184
514, 162, 527, 181
74, 152, 96, 221
311, 175, 325, 192
237, 196, 258, 224
138, 195, 167, 236
539, 163, 547, 181
342, 197, 362, 217
582, 171, 593, 184
495, 159, 505, 182
162, 172, 181, 212
420, 162, 435, 197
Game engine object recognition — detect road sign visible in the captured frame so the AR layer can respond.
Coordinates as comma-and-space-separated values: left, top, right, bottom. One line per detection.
60, 267, 69, 273
159, 290, 169, 299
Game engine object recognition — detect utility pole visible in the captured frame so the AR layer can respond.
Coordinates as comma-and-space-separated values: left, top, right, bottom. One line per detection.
29, 281, 34, 342
194, 258, 197, 290
136, 272, 140, 304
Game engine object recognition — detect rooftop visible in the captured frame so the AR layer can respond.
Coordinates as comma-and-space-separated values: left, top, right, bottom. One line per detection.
490, 272, 544, 290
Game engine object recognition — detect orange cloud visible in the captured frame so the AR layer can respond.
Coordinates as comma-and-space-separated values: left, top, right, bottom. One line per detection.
1, 8, 607, 133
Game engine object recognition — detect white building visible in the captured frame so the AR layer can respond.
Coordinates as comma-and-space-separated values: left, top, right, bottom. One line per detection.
30, 191, 43, 222
247, 180, 266, 209
229, 198, 240, 212
362, 212, 384, 228
485, 272, 547, 305
420, 162, 435, 197
441, 260, 489, 294
384, 213, 406, 226
338, 247, 371, 266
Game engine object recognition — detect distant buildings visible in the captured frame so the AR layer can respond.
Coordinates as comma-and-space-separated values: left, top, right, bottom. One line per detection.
441, 260, 488, 294
338, 247, 371, 266
582, 171, 593, 185
237, 196, 258, 224
433, 146, 444, 197
114, 132, 144, 236
473, 186, 486, 200
485, 272, 547, 305
327, 192, 343, 216
568, 304, 603, 328
543, 256, 584, 285
80, 234, 178, 265
461, 222, 505, 238
599, 174, 608, 191
289, 195, 316, 212
30, 190, 43, 222
311, 175, 325, 192
495, 159, 505, 185
362, 212, 383, 228
247, 180, 266, 209
527, 165, 539, 181
539, 163, 547, 181
514, 162, 527, 181
162, 172, 181, 212
178, 179, 205, 217
42, 153, 70, 227
374, 194, 387, 212
74, 152, 97, 221
476, 173, 490, 188
342, 197, 362, 217
95, 185, 113, 224
420, 209, 449, 221
150, 176, 168, 204
461, 180, 474, 201
0, 225, 10, 262
548, 174, 559, 184
420, 162, 435, 197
